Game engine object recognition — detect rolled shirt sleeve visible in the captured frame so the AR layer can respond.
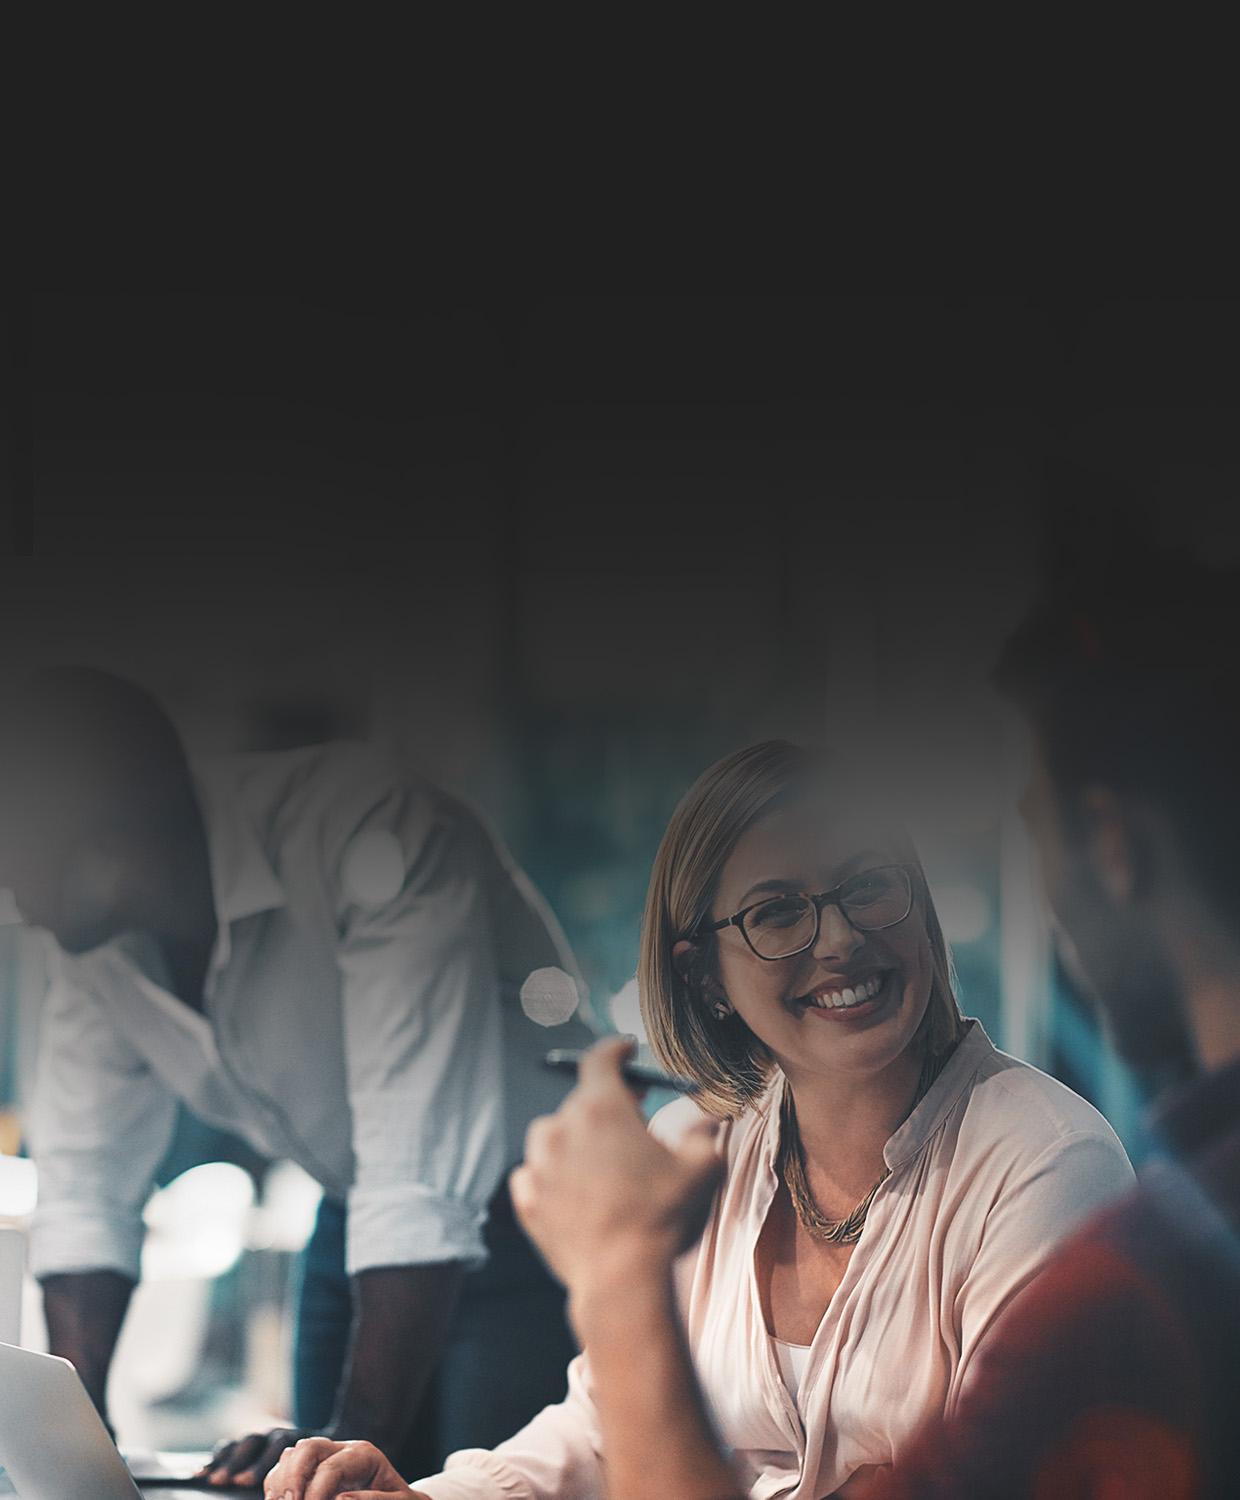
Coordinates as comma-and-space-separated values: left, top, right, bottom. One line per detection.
336, 791, 508, 1276
27, 949, 178, 1282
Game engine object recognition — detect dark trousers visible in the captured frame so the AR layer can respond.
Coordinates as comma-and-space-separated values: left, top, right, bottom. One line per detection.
292, 1189, 577, 1479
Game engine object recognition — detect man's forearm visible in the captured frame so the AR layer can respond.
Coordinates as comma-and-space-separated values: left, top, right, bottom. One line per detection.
572, 1261, 743, 1500
329, 1261, 466, 1454
41, 1270, 134, 1419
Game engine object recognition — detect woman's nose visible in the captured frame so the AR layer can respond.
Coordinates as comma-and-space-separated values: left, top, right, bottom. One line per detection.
812, 902, 864, 962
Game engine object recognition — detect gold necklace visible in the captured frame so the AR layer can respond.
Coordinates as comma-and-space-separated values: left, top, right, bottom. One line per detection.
778, 1049, 943, 1245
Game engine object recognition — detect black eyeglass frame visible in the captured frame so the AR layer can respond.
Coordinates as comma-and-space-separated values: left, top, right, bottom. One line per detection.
686, 863, 917, 962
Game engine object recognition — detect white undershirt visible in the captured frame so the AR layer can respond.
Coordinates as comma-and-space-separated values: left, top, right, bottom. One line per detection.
770, 1335, 813, 1408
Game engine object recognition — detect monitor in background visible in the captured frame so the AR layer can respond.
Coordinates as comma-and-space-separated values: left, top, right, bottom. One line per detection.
0, 1229, 22, 1346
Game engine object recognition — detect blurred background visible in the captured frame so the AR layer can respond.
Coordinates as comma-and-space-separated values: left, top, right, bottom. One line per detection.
3, 294, 1238, 1452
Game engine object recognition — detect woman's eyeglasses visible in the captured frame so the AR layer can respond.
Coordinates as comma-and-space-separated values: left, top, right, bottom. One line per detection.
688, 864, 914, 962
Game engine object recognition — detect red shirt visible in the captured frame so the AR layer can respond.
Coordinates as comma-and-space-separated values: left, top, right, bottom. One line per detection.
863, 1057, 1240, 1500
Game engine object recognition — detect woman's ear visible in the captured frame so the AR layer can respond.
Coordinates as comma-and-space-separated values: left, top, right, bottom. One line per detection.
674, 938, 733, 1017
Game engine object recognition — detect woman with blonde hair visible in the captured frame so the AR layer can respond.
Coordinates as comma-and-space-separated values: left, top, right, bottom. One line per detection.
267, 741, 1133, 1500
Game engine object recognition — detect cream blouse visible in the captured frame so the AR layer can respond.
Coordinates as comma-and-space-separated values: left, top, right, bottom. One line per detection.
417, 1022, 1134, 1500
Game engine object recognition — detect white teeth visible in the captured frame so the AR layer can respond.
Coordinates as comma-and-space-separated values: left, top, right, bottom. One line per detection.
810, 973, 885, 1009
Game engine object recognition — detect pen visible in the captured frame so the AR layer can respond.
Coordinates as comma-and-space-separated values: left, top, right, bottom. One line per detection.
543, 1048, 701, 1095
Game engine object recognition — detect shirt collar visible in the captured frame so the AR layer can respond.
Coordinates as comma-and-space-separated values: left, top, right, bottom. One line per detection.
883, 1019, 991, 1169
1150, 1054, 1240, 1162
191, 759, 285, 931
756, 1018, 993, 1172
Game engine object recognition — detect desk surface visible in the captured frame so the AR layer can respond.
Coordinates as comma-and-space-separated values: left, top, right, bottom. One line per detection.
1, 1480, 252, 1498
140, 1491, 252, 1499
126, 1451, 253, 1497
139, 1490, 252, 1499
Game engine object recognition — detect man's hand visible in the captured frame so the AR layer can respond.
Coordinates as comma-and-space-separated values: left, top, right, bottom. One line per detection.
196, 1427, 319, 1488
262, 1437, 420, 1499
509, 1037, 723, 1320
511, 1041, 738, 1500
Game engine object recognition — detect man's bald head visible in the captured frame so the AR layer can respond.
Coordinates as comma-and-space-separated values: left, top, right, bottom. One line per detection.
0, 667, 198, 951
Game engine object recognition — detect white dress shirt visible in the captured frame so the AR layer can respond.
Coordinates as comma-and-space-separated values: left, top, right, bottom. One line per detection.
27, 742, 593, 1282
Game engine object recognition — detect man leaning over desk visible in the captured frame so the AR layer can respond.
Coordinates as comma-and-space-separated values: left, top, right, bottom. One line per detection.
0, 667, 593, 1489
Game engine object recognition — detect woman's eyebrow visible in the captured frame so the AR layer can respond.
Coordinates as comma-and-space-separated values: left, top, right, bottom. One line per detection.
831, 848, 890, 881
736, 877, 801, 906
734, 852, 893, 908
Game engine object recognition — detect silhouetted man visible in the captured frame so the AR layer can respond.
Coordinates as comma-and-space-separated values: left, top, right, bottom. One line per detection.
0, 667, 592, 1487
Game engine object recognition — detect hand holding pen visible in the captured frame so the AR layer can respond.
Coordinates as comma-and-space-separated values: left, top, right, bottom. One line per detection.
513, 1038, 722, 1311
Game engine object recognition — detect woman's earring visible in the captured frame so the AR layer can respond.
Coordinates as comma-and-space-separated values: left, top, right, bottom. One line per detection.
710, 998, 734, 1020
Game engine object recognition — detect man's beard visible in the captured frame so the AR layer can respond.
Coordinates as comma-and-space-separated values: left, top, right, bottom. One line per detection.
1051, 875, 1196, 1081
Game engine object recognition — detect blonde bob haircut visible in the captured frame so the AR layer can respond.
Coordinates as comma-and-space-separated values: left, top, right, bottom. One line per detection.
639, 740, 966, 1119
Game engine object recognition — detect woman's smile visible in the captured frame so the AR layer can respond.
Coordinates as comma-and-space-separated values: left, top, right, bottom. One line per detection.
794, 967, 900, 1024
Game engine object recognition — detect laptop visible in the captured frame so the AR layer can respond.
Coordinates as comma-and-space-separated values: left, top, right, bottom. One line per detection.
0, 1341, 213, 1496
